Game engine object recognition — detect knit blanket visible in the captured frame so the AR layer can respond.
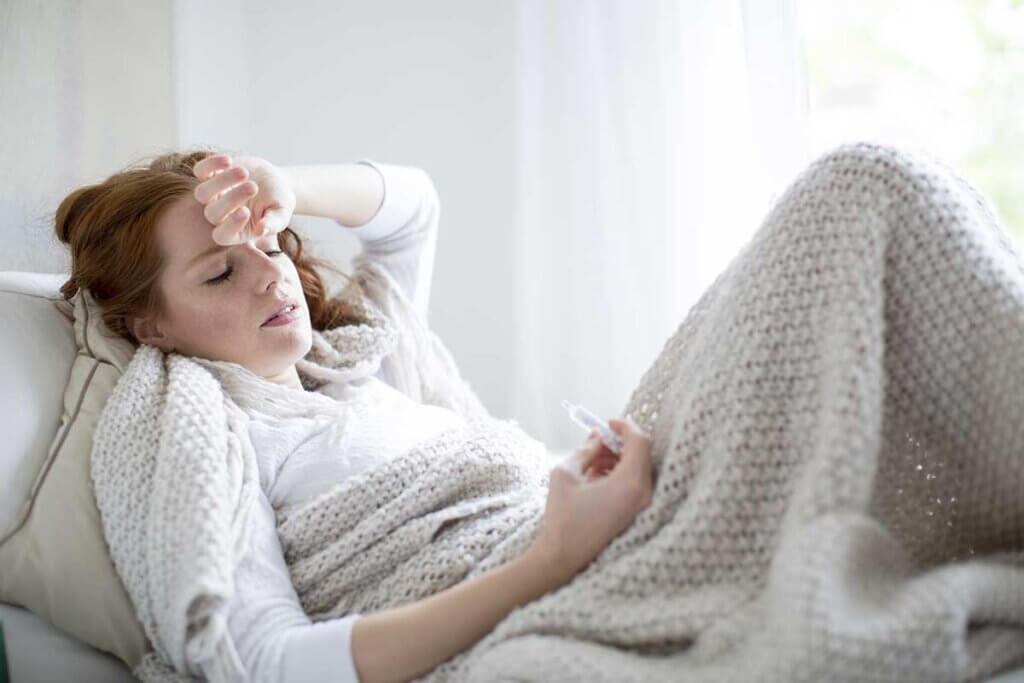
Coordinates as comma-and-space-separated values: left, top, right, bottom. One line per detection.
93, 142, 1024, 683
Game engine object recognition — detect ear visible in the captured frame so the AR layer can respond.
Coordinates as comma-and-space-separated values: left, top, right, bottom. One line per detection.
131, 315, 175, 353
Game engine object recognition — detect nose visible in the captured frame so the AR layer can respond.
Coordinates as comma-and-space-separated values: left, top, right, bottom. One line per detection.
244, 243, 287, 291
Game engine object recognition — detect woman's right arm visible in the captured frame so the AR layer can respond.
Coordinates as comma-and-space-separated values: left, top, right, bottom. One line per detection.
351, 543, 563, 683
352, 416, 654, 683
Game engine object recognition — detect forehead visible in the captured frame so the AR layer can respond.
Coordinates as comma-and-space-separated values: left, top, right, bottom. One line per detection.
156, 195, 277, 271
156, 194, 220, 269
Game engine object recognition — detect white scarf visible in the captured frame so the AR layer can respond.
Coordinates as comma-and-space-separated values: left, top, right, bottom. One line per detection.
92, 258, 498, 682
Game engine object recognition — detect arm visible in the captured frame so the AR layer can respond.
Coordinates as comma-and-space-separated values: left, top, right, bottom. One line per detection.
282, 162, 385, 228
223, 479, 565, 683
355, 417, 658, 682
223, 423, 651, 683
219, 488, 363, 683
351, 545, 563, 683
200, 154, 437, 321
281, 160, 440, 323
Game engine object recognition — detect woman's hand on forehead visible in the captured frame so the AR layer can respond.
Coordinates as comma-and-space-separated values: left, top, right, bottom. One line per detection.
193, 153, 296, 246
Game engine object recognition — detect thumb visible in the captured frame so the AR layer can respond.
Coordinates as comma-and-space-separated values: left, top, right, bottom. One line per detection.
609, 414, 641, 432
607, 416, 650, 467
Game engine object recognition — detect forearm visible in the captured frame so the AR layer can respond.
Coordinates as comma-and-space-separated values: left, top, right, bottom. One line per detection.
281, 162, 385, 227
351, 546, 563, 683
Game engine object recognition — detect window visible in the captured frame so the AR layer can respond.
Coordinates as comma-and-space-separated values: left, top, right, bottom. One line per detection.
796, 0, 1024, 245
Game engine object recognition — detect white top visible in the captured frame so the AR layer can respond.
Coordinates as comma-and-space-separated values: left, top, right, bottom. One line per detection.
227, 159, 465, 683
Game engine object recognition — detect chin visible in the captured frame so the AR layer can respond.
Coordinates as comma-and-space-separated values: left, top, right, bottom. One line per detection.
295, 330, 314, 360
288, 325, 314, 361
257, 317, 312, 367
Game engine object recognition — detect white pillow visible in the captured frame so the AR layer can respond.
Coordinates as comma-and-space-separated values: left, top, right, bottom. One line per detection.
0, 271, 149, 668
0, 272, 75, 533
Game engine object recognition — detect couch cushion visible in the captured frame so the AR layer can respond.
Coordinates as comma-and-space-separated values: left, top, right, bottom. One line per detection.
0, 271, 149, 669
0, 272, 75, 535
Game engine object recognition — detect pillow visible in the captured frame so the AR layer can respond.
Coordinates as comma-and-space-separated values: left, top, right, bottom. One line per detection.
0, 272, 150, 669
0, 273, 74, 535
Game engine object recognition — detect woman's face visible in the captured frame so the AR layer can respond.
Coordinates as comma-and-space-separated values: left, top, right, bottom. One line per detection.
133, 194, 312, 383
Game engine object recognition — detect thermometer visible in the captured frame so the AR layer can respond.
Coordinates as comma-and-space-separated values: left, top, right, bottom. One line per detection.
561, 399, 623, 456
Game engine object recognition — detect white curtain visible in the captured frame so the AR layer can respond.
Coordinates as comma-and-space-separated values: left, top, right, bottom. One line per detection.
511, 0, 812, 451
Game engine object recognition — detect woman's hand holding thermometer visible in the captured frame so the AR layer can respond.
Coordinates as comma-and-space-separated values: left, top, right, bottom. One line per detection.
532, 409, 654, 583
562, 400, 624, 455
560, 400, 653, 482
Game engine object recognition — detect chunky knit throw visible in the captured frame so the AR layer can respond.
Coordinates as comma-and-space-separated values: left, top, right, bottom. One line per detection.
93, 142, 1024, 683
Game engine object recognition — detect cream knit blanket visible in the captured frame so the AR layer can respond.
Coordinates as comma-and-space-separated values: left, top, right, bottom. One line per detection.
94, 142, 1024, 683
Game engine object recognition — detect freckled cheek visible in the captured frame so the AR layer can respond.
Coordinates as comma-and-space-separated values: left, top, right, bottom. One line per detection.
208, 308, 251, 338
180, 303, 251, 342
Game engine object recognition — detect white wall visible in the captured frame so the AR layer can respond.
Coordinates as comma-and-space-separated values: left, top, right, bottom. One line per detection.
231, 1, 520, 421
2, 1, 814, 449
3, 0, 522, 422
0, 0, 177, 273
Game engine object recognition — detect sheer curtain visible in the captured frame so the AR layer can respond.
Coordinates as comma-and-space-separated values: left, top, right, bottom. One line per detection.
511, 0, 812, 451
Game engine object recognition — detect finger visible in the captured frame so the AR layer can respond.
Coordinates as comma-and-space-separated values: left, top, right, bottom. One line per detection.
204, 180, 258, 227
609, 416, 633, 430
211, 206, 251, 246
589, 453, 619, 472
589, 454, 618, 471
194, 165, 248, 204
193, 154, 232, 181
258, 207, 288, 235
551, 457, 585, 484
578, 441, 617, 473
585, 450, 614, 479
584, 456, 617, 480
576, 429, 600, 452
609, 416, 644, 438
607, 421, 651, 474
205, 180, 256, 228
577, 448, 600, 474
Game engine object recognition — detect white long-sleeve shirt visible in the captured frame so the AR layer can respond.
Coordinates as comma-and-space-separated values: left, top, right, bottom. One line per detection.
224, 159, 464, 683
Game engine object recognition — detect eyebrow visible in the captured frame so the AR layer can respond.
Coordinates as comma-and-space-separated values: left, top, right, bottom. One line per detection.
185, 234, 281, 272
186, 244, 230, 271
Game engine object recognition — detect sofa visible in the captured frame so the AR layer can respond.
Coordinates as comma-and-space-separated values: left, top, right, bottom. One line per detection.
3, 268, 1023, 683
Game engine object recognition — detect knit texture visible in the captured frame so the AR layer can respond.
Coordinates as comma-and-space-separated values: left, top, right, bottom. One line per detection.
91, 257, 497, 683
94, 142, 1024, 682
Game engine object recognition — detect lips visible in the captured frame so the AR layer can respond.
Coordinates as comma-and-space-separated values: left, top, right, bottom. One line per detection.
262, 300, 300, 325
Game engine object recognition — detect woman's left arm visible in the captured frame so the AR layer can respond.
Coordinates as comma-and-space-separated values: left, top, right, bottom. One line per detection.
281, 163, 385, 228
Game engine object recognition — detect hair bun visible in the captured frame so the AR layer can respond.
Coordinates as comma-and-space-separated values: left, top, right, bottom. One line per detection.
55, 205, 76, 245
55, 184, 103, 246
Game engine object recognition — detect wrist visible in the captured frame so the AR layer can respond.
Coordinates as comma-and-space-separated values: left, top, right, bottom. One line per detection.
276, 163, 383, 225
279, 166, 309, 216
520, 543, 572, 591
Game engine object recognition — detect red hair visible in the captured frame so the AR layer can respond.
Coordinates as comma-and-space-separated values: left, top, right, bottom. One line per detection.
54, 148, 371, 345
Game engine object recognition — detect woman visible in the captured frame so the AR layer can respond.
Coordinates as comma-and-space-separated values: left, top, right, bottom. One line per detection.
56, 149, 655, 683
64, 144, 1024, 683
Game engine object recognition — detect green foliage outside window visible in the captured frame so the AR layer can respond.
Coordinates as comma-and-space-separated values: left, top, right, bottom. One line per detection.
796, 0, 1024, 245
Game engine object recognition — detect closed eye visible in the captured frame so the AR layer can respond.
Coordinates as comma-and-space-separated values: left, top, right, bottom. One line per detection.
205, 250, 285, 285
